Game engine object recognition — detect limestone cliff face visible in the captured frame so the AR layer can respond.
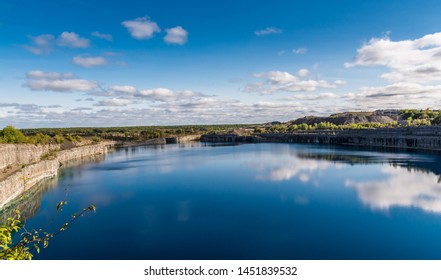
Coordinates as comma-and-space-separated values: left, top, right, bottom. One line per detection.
0, 144, 60, 170
0, 141, 115, 209
56, 142, 110, 165
0, 160, 58, 208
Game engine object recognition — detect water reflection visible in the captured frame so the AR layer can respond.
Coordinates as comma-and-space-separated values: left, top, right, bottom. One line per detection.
257, 157, 332, 182
0, 176, 57, 225
346, 166, 441, 213
0, 154, 107, 223
294, 147, 441, 214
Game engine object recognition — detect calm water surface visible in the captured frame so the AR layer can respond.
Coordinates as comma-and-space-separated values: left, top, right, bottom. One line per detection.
7, 143, 441, 259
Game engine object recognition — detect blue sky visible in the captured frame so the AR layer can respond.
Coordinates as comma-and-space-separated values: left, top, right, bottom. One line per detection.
1, 0, 441, 128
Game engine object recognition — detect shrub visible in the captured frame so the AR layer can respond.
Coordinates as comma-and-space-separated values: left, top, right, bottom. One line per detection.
54, 135, 65, 144
0, 126, 26, 144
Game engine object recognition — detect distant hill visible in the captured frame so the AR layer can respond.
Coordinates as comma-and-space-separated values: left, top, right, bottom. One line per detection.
290, 110, 401, 125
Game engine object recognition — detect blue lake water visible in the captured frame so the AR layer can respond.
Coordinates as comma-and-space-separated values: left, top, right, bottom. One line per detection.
7, 143, 441, 259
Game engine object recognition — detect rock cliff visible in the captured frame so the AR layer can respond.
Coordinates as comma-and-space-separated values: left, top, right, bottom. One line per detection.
0, 141, 115, 209
0, 144, 60, 171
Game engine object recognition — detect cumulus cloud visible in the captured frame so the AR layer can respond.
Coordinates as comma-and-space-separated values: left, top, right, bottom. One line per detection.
91, 31, 113, 41
24, 70, 98, 92
255, 27, 282, 36
72, 56, 107, 68
346, 32, 441, 83
164, 26, 188, 45
121, 17, 160, 40
57, 32, 90, 48
244, 70, 345, 94
292, 48, 308, 54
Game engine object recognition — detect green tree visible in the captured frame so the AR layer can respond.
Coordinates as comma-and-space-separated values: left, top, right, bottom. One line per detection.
0, 126, 26, 144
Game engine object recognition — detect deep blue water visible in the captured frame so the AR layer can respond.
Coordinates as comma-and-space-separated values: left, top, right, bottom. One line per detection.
8, 143, 441, 259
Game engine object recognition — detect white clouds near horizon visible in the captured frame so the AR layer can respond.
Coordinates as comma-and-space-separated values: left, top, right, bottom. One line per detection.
244, 70, 345, 94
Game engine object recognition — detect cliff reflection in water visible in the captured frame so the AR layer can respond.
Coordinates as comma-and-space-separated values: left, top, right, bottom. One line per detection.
0, 176, 57, 225
0, 154, 106, 224
282, 147, 441, 214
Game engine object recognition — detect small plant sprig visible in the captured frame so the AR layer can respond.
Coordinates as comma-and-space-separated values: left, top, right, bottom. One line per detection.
0, 200, 96, 260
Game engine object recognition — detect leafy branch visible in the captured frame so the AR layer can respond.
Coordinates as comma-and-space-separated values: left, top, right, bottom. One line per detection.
0, 202, 96, 260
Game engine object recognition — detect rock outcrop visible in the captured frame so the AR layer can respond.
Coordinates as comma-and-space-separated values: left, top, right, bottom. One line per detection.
0, 141, 115, 209
0, 144, 60, 171
291, 111, 399, 126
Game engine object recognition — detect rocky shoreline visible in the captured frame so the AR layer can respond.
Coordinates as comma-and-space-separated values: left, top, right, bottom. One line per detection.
0, 141, 115, 209
201, 126, 441, 152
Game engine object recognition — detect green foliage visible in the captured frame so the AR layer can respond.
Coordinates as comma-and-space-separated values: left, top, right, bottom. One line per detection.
40, 149, 58, 160
90, 136, 102, 144
0, 126, 27, 144
255, 119, 402, 133
400, 109, 441, 122
27, 133, 51, 145
0, 203, 96, 260
0, 210, 31, 260
54, 134, 65, 144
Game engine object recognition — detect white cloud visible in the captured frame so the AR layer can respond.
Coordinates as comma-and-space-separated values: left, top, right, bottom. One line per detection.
292, 48, 308, 54
26, 70, 74, 80
94, 98, 133, 107
121, 17, 160, 40
57, 32, 90, 48
346, 32, 441, 83
287, 92, 338, 101
24, 70, 98, 92
91, 31, 113, 41
72, 56, 107, 68
138, 88, 207, 102
22, 34, 54, 55
109, 85, 138, 94
297, 68, 310, 77
164, 26, 188, 45
245, 70, 345, 94
255, 27, 282, 36
341, 82, 441, 110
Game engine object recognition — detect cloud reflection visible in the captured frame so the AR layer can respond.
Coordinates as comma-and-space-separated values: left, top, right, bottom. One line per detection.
257, 157, 332, 182
346, 166, 441, 214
